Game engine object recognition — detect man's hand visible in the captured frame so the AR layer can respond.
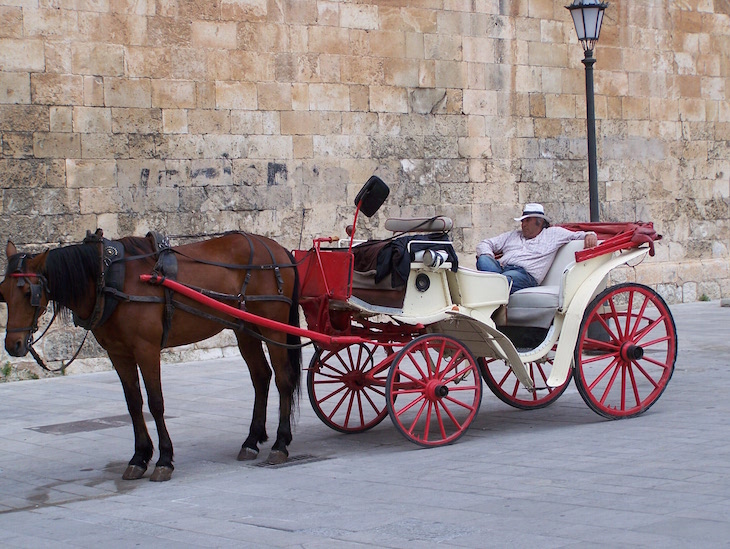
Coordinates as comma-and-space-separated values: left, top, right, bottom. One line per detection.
584, 232, 598, 248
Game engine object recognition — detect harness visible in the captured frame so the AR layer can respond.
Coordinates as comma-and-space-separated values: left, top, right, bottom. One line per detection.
5, 253, 68, 373
4, 230, 299, 372
73, 229, 127, 331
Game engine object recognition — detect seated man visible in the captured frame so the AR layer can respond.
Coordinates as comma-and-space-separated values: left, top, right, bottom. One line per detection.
476, 203, 598, 293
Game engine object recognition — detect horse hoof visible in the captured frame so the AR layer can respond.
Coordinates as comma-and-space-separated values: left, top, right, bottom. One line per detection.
150, 466, 173, 482
266, 450, 288, 465
122, 465, 147, 480
237, 447, 259, 461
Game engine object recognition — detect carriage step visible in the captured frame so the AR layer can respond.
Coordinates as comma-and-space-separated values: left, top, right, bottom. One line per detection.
251, 454, 328, 468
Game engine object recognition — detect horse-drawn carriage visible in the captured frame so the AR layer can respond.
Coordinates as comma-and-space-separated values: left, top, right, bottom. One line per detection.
0, 176, 676, 480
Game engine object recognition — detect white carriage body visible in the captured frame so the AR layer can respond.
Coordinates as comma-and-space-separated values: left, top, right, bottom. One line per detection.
343, 224, 652, 391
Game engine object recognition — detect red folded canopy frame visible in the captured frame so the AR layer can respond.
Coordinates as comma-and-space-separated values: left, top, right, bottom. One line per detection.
559, 222, 661, 262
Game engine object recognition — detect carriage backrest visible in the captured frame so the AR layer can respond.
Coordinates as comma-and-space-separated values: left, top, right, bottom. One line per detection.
543, 239, 585, 288
384, 217, 453, 234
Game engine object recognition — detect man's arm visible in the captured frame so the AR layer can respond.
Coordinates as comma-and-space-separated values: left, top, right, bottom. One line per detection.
475, 231, 511, 258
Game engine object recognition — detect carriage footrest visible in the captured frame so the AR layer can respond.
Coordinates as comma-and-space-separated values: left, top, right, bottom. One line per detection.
345, 295, 404, 315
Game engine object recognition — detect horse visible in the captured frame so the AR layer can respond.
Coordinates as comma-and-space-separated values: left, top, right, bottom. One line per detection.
0, 231, 302, 481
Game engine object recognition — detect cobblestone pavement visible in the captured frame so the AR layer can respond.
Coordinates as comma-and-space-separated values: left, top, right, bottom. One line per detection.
0, 301, 729, 548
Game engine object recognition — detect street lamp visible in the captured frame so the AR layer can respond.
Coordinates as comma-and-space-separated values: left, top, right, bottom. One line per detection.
566, 0, 608, 222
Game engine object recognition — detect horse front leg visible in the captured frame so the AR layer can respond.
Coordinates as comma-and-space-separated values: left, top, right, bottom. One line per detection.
137, 350, 174, 482
236, 333, 272, 461
110, 354, 154, 480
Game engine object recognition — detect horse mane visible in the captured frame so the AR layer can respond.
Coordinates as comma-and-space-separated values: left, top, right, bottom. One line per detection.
118, 235, 154, 257
44, 244, 101, 309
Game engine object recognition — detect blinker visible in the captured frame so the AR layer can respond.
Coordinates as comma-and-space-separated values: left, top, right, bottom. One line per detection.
29, 283, 43, 307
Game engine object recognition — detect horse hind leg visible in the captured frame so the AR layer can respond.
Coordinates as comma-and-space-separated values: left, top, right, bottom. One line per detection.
110, 355, 154, 480
235, 332, 272, 461
266, 343, 298, 465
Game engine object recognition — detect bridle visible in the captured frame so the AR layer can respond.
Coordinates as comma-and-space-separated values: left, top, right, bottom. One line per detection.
5, 254, 69, 373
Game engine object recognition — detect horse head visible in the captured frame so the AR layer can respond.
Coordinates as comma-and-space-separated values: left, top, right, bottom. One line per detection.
1, 241, 49, 357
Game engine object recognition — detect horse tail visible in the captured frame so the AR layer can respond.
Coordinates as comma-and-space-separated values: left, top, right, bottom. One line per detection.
286, 249, 302, 398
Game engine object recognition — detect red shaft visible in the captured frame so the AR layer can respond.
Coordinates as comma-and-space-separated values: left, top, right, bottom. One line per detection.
139, 274, 364, 347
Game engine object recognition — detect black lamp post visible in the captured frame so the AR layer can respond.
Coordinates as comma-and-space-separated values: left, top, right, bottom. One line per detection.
566, 0, 608, 223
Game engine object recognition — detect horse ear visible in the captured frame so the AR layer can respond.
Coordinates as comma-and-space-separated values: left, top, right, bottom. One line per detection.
6, 241, 17, 258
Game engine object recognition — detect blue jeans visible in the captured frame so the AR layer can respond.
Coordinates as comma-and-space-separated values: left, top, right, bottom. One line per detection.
476, 255, 537, 294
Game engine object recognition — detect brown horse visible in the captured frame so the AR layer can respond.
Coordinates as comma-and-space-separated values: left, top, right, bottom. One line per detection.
0, 232, 301, 481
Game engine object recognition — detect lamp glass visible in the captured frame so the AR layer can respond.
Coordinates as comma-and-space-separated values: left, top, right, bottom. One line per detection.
566, 1, 607, 51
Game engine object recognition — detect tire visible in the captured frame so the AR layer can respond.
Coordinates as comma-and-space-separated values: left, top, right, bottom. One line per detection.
574, 283, 677, 419
479, 348, 571, 410
386, 334, 482, 447
307, 343, 394, 433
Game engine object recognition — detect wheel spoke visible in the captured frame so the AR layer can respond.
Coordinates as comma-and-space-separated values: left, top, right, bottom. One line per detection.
362, 386, 385, 412
407, 343, 430, 381
443, 392, 479, 411
627, 363, 641, 407
631, 359, 661, 388
581, 349, 619, 364
588, 356, 620, 392
627, 293, 651, 339
607, 296, 625, 340
404, 398, 428, 435
583, 336, 619, 353
433, 401, 447, 440
596, 310, 621, 342
328, 388, 354, 421
394, 391, 426, 416
318, 383, 347, 404
598, 361, 622, 405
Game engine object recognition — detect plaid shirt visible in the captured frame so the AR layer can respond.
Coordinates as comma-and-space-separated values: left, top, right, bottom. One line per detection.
476, 226, 588, 284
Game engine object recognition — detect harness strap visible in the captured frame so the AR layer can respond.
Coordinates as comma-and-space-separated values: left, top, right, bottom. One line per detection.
171, 300, 310, 351
147, 231, 178, 348
103, 287, 165, 303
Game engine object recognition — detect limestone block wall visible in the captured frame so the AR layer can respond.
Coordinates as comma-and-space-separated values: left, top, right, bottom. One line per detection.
1, 0, 729, 375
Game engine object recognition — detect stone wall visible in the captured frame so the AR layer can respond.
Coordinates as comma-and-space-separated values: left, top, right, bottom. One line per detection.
1, 0, 729, 375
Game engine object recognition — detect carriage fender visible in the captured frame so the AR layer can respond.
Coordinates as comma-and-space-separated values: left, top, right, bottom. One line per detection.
546, 247, 650, 388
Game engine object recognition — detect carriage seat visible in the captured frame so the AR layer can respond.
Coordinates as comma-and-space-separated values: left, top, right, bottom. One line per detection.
503, 239, 586, 329
350, 217, 453, 309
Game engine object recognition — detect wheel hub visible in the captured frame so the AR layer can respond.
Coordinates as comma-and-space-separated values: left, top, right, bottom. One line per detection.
343, 371, 366, 390
620, 342, 644, 362
426, 380, 449, 401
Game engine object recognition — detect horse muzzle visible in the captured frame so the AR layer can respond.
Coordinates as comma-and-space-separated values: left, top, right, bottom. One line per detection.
4, 335, 29, 357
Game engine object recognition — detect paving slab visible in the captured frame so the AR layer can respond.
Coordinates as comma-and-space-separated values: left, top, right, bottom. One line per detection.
0, 301, 729, 548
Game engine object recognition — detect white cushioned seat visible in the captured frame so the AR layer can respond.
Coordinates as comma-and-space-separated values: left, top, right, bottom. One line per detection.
504, 239, 585, 329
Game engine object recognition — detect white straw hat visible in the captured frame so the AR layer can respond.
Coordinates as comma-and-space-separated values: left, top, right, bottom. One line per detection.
514, 203, 550, 222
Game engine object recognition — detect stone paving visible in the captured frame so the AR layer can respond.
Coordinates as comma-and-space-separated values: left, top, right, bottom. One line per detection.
0, 301, 729, 548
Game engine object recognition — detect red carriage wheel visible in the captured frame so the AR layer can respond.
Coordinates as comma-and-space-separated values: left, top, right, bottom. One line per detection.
479, 348, 571, 410
307, 343, 394, 433
386, 334, 482, 447
574, 283, 677, 419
